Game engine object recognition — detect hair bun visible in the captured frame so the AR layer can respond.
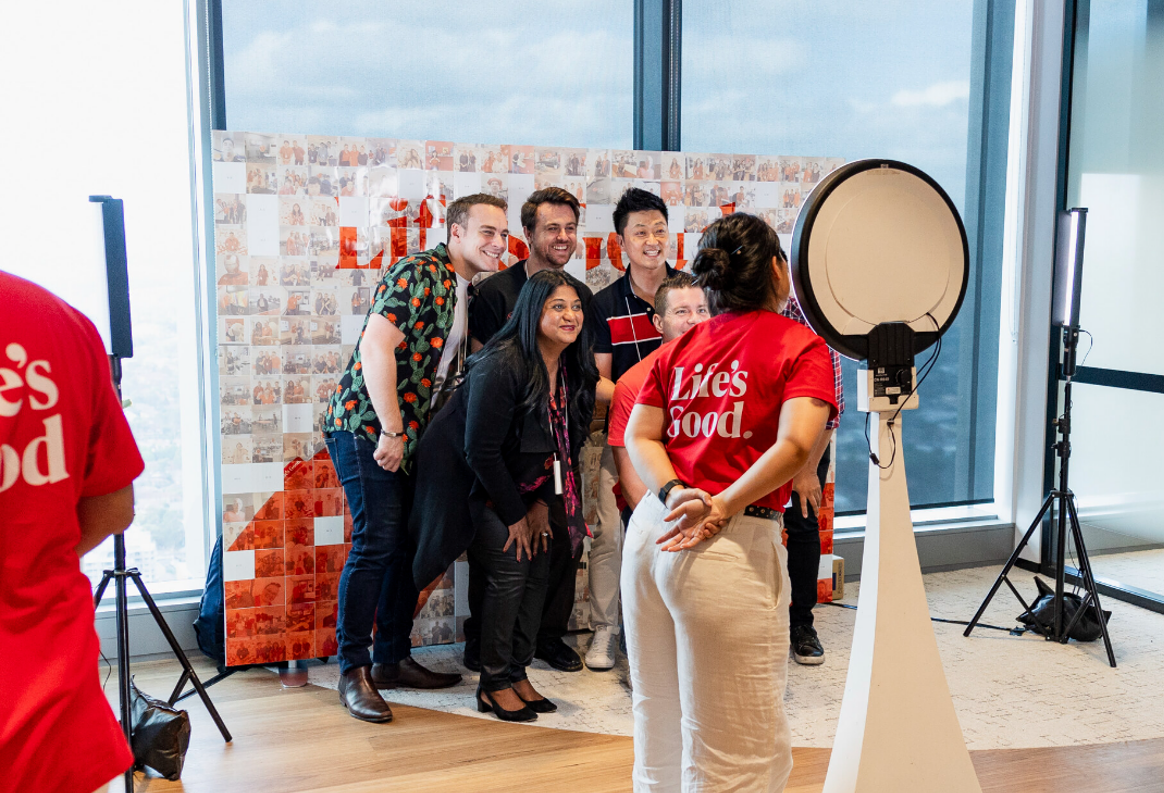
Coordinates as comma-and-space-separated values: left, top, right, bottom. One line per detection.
692, 246, 732, 291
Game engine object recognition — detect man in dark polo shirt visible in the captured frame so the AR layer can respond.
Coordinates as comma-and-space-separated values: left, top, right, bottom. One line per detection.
584, 187, 679, 670
466, 186, 596, 673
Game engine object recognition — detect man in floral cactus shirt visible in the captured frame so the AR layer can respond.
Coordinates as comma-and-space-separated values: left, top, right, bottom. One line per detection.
323, 193, 508, 723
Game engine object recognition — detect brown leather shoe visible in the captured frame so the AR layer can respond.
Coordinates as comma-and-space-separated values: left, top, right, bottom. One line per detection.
371, 657, 462, 690
338, 666, 393, 723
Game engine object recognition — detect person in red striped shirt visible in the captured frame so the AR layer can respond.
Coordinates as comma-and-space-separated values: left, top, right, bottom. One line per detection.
584, 188, 681, 670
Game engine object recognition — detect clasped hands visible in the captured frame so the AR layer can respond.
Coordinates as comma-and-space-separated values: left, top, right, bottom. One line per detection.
657, 487, 729, 552
503, 500, 551, 562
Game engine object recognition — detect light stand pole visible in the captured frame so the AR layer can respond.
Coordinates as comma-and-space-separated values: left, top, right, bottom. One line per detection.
88, 196, 231, 793
965, 208, 1114, 667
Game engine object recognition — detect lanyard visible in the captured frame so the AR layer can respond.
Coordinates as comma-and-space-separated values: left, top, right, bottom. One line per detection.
549, 364, 569, 495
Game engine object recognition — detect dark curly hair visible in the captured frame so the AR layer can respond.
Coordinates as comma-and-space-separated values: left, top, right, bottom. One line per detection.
690, 212, 785, 315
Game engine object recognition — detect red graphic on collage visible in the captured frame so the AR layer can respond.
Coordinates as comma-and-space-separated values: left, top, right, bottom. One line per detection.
224, 449, 352, 667
508, 235, 529, 264
674, 233, 687, 270
584, 236, 603, 270
339, 227, 358, 268
607, 233, 624, 272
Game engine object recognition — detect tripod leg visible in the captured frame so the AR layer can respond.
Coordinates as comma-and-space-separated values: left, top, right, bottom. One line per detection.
174, 669, 238, 704
168, 669, 191, 706
1065, 497, 1117, 668
127, 572, 233, 742
93, 570, 114, 610
965, 494, 1054, 637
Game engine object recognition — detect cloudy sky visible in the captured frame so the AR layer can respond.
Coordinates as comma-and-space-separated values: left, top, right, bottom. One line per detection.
223, 1, 973, 205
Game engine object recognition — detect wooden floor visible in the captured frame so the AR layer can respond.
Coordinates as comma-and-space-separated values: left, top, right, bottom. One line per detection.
109, 658, 1164, 793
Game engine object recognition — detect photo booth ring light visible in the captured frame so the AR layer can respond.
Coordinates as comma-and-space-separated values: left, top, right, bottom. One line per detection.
790, 159, 969, 363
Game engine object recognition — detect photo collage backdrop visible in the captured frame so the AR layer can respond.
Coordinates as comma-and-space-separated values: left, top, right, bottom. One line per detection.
211, 130, 844, 666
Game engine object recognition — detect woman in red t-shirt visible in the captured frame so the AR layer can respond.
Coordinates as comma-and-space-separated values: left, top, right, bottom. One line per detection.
623, 213, 836, 792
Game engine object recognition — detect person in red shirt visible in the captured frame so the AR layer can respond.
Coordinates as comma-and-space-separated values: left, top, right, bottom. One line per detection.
623, 213, 836, 791
607, 272, 709, 521
0, 272, 146, 793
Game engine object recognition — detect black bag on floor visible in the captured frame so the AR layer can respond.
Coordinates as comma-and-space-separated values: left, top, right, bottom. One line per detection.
129, 677, 191, 780
192, 533, 225, 665
1017, 576, 1111, 642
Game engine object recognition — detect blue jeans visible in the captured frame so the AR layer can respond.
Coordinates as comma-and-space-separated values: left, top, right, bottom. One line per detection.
325, 431, 419, 674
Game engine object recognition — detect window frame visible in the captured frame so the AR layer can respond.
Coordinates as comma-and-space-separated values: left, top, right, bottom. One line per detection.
198, 0, 1019, 551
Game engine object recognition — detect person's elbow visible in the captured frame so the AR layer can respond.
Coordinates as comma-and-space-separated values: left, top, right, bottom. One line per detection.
111, 493, 135, 533
75, 484, 136, 554
785, 437, 815, 472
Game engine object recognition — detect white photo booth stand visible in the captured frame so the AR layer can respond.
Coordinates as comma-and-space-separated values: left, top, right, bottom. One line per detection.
791, 160, 981, 793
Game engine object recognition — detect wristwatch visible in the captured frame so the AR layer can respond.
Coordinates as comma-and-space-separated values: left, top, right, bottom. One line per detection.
659, 478, 685, 506
380, 428, 404, 439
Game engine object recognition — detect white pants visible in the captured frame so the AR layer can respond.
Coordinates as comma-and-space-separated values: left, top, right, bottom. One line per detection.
589, 440, 623, 629
622, 496, 793, 793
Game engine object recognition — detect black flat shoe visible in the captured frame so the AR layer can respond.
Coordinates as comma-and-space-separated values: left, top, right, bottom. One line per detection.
476, 686, 537, 722
518, 694, 558, 714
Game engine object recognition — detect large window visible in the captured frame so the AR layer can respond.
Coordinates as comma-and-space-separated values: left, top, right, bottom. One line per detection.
221, 1, 635, 149
1058, 0, 1164, 599
216, 0, 1009, 520
1, 2, 208, 592
683, 1, 1005, 514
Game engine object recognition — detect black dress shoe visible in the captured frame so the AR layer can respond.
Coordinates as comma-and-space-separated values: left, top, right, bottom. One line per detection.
535, 639, 583, 672
371, 657, 462, 689
338, 666, 393, 723
518, 693, 558, 714
477, 686, 537, 722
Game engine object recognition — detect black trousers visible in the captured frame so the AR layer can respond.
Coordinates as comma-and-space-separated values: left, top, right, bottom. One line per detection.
784, 445, 831, 631
465, 505, 552, 692
465, 499, 581, 662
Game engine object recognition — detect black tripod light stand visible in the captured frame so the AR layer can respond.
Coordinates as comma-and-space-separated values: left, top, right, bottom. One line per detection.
89, 196, 230, 792
964, 208, 1115, 668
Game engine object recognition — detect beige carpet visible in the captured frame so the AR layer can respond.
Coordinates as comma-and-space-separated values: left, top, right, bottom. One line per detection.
304, 563, 1164, 750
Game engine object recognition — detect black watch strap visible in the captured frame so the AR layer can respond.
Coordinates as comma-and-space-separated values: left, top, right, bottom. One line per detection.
659, 478, 684, 505
380, 428, 404, 438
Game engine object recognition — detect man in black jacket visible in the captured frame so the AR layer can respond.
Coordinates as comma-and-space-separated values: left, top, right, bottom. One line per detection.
466, 186, 596, 673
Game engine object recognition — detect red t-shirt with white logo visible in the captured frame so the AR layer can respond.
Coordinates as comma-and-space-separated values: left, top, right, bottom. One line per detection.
0, 272, 144, 792
635, 309, 837, 512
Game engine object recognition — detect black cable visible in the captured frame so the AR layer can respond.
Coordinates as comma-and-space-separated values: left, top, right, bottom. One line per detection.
865, 314, 943, 470
1078, 328, 1094, 367
823, 601, 1027, 635
100, 647, 113, 692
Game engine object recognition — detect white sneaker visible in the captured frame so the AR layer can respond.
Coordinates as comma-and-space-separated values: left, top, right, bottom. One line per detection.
585, 625, 619, 671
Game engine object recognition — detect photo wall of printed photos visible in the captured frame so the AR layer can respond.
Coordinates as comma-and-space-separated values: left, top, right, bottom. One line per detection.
211, 129, 843, 667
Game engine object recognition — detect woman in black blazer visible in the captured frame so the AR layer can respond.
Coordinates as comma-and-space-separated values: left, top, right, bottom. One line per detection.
411, 270, 597, 721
